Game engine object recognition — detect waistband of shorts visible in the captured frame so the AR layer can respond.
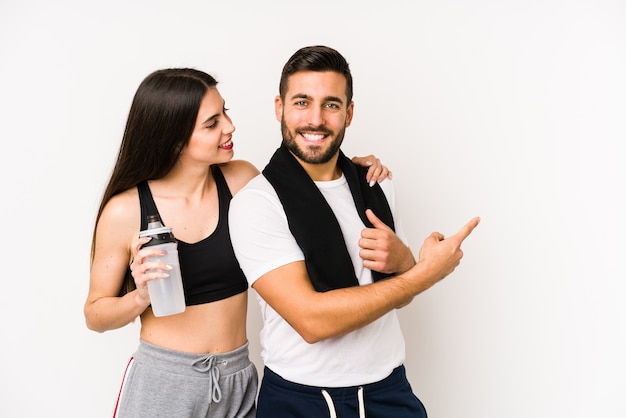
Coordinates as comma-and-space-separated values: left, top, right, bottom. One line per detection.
134, 339, 251, 376
262, 364, 408, 396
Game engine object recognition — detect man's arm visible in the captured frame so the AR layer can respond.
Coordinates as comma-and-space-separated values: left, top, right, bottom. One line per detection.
252, 217, 480, 344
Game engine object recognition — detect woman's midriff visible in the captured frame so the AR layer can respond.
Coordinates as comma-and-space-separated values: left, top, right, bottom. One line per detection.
139, 291, 248, 354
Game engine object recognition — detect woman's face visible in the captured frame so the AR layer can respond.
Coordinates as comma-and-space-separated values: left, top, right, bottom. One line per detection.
181, 87, 236, 166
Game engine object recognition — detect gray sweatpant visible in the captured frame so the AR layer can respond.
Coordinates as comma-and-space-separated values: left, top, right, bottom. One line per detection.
113, 340, 258, 418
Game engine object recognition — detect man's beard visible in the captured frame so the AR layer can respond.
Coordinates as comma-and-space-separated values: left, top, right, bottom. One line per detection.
281, 118, 345, 164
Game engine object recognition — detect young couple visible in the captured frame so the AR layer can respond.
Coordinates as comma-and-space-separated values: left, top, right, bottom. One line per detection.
85, 45, 479, 418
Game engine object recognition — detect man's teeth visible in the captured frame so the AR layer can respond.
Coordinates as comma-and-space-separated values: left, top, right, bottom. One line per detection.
302, 133, 325, 141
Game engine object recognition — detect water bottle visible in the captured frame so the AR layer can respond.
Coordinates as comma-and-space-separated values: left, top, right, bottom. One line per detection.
139, 214, 186, 317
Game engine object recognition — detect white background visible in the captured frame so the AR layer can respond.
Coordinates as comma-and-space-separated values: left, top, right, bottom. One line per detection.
1, 1, 624, 417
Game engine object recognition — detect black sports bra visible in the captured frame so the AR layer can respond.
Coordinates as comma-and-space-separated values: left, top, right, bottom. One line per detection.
137, 166, 248, 305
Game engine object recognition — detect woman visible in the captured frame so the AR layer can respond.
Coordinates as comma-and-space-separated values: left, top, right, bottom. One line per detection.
84, 68, 390, 418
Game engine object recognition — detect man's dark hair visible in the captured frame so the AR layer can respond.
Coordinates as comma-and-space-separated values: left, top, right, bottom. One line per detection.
279, 45, 353, 102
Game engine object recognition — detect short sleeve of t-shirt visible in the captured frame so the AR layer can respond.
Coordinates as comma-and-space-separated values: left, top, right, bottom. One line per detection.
228, 174, 305, 285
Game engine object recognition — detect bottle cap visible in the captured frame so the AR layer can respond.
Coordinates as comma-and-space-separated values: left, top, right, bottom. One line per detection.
139, 226, 171, 237
139, 226, 176, 247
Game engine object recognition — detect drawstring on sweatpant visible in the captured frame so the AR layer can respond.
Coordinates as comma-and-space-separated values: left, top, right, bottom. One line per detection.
357, 386, 365, 417
321, 390, 337, 418
321, 386, 365, 418
191, 355, 227, 403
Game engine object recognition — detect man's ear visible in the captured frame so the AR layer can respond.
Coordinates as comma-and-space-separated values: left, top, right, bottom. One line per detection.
274, 95, 283, 122
345, 101, 354, 127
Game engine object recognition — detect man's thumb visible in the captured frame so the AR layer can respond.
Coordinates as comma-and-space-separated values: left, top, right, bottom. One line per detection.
365, 209, 392, 231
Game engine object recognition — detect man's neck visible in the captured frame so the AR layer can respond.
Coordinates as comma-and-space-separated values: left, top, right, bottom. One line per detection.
292, 152, 342, 182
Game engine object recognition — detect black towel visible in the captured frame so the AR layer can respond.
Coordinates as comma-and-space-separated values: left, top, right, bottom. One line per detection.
263, 144, 395, 292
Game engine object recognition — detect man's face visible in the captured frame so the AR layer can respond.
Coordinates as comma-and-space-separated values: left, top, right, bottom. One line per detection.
275, 71, 354, 165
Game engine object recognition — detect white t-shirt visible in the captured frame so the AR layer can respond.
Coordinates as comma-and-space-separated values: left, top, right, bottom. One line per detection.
229, 173, 407, 387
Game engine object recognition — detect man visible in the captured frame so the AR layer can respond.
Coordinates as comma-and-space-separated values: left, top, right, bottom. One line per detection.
229, 45, 480, 418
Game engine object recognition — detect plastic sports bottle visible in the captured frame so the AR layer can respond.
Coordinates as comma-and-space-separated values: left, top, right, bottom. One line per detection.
139, 215, 186, 317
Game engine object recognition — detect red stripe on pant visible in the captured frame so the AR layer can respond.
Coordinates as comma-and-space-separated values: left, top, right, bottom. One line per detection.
113, 357, 135, 418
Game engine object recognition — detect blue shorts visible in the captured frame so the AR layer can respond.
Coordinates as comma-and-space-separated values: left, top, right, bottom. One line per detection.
256, 365, 427, 418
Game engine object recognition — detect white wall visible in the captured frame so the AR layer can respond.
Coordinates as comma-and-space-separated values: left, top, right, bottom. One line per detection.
1, 1, 624, 417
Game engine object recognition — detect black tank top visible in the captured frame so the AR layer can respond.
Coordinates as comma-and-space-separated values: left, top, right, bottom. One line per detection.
137, 166, 248, 305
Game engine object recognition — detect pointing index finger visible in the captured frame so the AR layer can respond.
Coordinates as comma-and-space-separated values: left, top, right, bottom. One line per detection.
454, 216, 481, 242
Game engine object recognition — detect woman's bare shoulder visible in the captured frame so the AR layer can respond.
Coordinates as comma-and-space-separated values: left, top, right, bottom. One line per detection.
98, 187, 140, 233
217, 160, 260, 195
